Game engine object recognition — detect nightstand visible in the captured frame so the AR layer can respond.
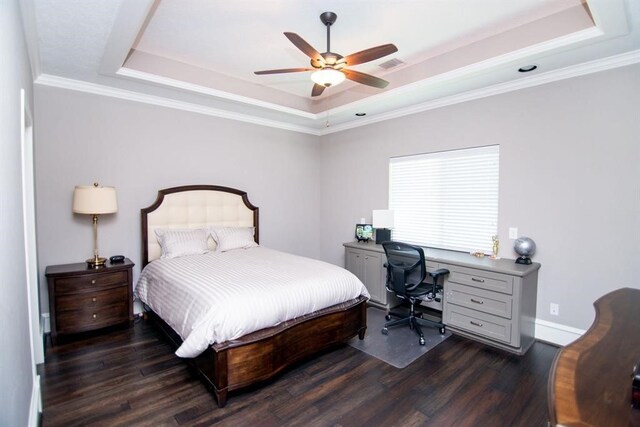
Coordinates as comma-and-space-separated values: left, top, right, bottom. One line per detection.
45, 258, 134, 345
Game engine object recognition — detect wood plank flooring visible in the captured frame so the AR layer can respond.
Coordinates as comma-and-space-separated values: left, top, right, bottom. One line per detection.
40, 317, 558, 426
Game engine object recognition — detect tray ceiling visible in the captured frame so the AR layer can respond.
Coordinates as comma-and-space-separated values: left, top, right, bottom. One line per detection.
28, 0, 640, 134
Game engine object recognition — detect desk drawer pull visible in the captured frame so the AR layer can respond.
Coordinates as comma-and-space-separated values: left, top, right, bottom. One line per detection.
470, 298, 484, 304
92, 313, 97, 319
470, 320, 483, 327
471, 278, 485, 283
91, 280, 96, 284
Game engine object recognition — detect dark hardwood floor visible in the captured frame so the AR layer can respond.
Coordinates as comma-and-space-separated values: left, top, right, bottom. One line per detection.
40, 317, 558, 426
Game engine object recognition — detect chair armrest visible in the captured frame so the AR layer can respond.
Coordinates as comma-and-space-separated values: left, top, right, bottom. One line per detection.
428, 268, 450, 279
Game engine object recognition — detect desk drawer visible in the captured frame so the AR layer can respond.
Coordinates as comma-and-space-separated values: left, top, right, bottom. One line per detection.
445, 283, 512, 319
54, 270, 128, 294
447, 266, 513, 295
445, 304, 513, 345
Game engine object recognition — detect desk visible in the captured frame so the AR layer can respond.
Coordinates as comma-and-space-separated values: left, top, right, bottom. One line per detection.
344, 241, 540, 354
548, 288, 640, 426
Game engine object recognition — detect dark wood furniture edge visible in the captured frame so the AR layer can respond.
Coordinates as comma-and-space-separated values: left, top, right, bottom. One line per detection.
145, 296, 367, 407
140, 185, 259, 267
547, 289, 610, 426
547, 287, 640, 426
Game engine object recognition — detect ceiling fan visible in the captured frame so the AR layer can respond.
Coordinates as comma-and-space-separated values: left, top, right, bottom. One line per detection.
255, 11, 398, 97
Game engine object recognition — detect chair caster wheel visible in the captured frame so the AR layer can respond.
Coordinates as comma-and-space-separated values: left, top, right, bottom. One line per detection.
385, 314, 392, 321
419, 337, 425, 346
439, 327, 446, 335
381, 328, 388, 335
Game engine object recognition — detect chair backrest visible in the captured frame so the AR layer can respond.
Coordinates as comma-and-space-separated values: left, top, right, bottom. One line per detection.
382, 241, 427, 296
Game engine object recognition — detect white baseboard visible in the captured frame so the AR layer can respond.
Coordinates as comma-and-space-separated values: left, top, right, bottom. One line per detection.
535, 318, 585, 346
29, 375, 41, 427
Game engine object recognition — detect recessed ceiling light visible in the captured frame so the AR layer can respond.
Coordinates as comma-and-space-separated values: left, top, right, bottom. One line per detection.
518, 65, 538, 73
355, 112, 366, 116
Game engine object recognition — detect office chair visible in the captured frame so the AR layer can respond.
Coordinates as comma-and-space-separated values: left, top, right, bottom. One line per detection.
382, 241, 449, 345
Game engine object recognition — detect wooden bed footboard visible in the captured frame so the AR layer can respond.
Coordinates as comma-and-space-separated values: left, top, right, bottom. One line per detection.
147, 296, 367, 407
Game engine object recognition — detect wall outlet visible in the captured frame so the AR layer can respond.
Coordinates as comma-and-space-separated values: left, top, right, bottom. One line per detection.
550, 303, 559, 316
509, 227, 518, 239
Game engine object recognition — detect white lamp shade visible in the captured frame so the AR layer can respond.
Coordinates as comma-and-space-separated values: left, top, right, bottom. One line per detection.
311, 68, 346, 87
73, 185, 118, 214
373, 210, 394, 229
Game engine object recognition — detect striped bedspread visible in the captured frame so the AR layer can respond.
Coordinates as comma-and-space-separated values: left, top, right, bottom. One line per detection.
135, 247, 369, 358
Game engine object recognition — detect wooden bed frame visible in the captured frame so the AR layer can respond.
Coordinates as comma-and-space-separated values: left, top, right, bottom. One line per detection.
140, 185, 367, 407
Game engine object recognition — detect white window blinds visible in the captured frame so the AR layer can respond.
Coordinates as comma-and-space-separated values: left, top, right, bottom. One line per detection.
389, 145, 499, 253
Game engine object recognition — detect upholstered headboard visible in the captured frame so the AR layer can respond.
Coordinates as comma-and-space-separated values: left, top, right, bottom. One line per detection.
141, 185, 259, 266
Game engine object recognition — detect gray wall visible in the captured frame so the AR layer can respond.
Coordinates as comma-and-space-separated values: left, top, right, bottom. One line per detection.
319, 63, 640, 330
34, 63, 640, 334
34, 86, 321, 312
1, 0, 36, 425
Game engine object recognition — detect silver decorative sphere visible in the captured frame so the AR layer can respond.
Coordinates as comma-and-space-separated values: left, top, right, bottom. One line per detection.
514, 237, 536, 264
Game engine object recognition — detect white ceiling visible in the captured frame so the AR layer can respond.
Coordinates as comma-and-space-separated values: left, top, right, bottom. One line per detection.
26, 0, 640, 134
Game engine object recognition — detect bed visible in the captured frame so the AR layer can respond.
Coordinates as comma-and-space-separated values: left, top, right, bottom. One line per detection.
136, 185, 368, 407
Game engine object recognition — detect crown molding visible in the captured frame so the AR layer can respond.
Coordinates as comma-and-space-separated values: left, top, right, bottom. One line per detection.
116, 67, 316, 119
34, 49, 640, 136
320, 48, 640, 135
33, 74, 321, 135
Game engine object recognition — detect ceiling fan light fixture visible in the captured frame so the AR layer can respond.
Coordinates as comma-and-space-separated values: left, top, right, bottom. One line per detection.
311, 68, 345, 87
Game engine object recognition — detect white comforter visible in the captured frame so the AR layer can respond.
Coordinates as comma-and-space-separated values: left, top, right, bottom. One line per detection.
135, 247, 369, 358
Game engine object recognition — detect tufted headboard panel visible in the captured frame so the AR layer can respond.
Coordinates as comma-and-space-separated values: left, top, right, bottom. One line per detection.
141, 185, 259, 266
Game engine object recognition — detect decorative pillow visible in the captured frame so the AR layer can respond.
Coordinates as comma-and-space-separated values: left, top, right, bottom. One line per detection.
155, 228, 210, 259
210, 227, 258, 252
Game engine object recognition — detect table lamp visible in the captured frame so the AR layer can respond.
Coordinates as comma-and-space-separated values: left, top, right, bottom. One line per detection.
373, 209, 394, 244
72, 183, 118, 267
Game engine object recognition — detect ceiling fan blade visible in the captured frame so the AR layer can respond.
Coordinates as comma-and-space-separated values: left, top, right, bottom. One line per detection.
284, 32, 324, 64
342, 69, 390, 89
254, 68, 315, 75
344, 44, 398, 66
311, 84, 326, 97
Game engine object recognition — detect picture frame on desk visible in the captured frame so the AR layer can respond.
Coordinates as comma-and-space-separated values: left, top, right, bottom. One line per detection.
355, 224, 373, 242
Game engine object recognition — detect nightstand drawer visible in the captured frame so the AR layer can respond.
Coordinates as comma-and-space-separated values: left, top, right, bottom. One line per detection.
54, 270, 128, 294
56, 286, 128, 312
445, 282, 513, 319
56, 301, 129, 333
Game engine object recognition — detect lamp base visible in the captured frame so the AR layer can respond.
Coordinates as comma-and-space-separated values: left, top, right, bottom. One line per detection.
86, 256, 107, 268
375, 228, 392, 244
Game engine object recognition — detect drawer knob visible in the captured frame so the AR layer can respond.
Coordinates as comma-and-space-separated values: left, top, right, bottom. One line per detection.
470, 320, 483, 327
91, 280, 96, 284
92, 313, 97, 319
92, 297, 97, 302
471, 277, 485, 283
470, 298, 484, 305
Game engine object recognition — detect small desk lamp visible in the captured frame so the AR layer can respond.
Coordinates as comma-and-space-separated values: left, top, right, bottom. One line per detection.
72, 183, 118, 267
373, 209, 394, 244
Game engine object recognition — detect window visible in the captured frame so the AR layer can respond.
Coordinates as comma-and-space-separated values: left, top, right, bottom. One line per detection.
389, 145, 499, 253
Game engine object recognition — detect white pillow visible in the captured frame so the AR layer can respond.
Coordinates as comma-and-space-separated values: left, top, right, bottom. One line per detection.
210, 227, 258, 252
155, 228, 209, 259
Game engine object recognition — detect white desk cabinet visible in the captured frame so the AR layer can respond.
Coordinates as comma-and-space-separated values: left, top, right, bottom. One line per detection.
343, 241, 540, 355
345, 246, 387, 307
